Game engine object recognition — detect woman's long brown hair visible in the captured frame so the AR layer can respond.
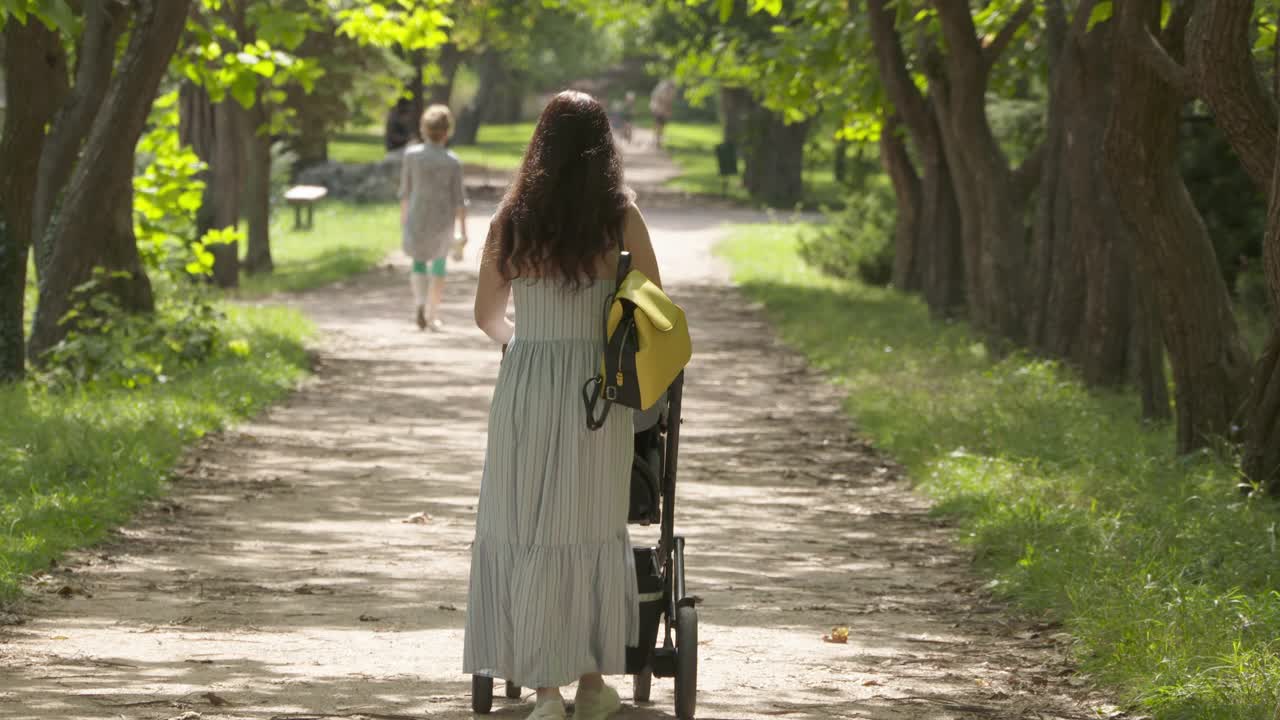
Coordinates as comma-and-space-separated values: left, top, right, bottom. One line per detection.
491, 91, 633, 286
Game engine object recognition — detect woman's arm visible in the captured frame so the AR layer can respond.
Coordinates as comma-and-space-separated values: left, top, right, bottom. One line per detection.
474, 221, 514, 344
623, 203, 662, 289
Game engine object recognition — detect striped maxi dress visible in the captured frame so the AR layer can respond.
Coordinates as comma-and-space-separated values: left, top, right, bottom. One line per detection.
463, 277, 639, 689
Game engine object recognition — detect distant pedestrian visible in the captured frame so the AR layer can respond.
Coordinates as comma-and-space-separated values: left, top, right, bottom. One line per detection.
399, 104, 469, 331
649, 79, 676, 149
621, 91, 636, 144
385, 98, 415, 152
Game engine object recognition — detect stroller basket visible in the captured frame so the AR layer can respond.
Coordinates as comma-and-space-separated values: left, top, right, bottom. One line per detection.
626, 547, 664, 674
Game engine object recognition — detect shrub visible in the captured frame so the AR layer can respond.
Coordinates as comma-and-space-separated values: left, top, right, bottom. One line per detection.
797, 172, 896, 285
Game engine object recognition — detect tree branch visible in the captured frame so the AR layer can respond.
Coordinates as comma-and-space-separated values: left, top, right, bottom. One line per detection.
1186, 0, 1277, 194
983, 0, 1035, 69
32, 0, 127, 255
866, 0, 932, 139
1135, 26, 1194, 99
1068, 0, 1101, 40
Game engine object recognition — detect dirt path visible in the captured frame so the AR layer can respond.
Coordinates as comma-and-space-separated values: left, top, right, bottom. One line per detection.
0, 141, 1117, 720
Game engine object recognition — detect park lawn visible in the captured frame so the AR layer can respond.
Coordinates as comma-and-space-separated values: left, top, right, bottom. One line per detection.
239, 201, 401, 297
720, 224, 1280, 720
330, 123, 534, 172
0, 305, 310, 603
661, 122, 847, 208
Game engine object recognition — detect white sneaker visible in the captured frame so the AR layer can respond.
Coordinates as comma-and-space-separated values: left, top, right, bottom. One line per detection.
573, 683, 621, 720
526, 697, 566, 720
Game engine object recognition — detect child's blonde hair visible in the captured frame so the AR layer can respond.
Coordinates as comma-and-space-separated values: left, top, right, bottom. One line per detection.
421, 104, 453, 144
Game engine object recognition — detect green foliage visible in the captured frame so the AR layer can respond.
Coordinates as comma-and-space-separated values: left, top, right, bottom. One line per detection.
721, 225, 1280, 720
132, 91, 239, 279
0, 0, 76, 33
36, 273, 227, 391
797, 174, 895, 285
0, 304, 309, 602
334, 0, 453, 51
656, 0, 878, 128
178, 2, 327, 134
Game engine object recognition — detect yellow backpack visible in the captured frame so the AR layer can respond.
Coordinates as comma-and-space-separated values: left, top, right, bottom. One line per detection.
582, 251, 692, 430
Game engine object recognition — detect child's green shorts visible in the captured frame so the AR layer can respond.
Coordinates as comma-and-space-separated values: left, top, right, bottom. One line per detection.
411, 258, 447, 277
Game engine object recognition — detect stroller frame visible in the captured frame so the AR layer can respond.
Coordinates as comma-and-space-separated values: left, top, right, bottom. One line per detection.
472, 373, 697, 719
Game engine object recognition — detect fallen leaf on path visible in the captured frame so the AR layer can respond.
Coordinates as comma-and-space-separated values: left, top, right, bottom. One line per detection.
202, 692, 229, 706
823, 626, 849, 644
401, 512, 432, 524
359, 614, 381, 622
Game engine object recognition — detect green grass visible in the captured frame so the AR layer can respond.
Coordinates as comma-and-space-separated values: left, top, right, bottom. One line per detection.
719, 224, 1280, 720
451, 123, 534, 171
330, 123, 534, 172
0, 305, 310, 602
239, 201, 401, 297
661, 122, 848, 208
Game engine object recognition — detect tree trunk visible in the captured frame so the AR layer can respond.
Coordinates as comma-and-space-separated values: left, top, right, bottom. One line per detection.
1103, 0, 1253, 452
241, 100, 273, 275
915, 134, 966, 316
1246, 331, 1280, 492
927, 73, 985, 324
290, 115, 328, 173
932, 0, 1035, 343
0, 20, 65, 381
408, 50, 425, 141
454, 49, 504, 146
1029, 0, 1084, 360
719, 86, 749, 147
181, 84, 244, 288
484, 68, 524, 124
880, 115, 922, 292
427, 43, 462, 105
31, 0, 123, 278
28, 0, 191, 360
865, 0, 965, 316
1186, 0, 1276, 194
1130, 270, 1172, 421
741, 99, 809, 208
1246, 62, 1280, 491
1032, 1, 1140, 386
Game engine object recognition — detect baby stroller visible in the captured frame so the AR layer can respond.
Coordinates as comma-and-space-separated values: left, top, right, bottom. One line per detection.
472, 373, 698, 719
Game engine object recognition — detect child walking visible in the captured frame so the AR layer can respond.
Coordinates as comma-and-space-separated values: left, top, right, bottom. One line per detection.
399, 104, 468, 331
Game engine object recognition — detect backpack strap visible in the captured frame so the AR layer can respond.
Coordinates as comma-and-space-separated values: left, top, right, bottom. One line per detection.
583, 230, 633, 431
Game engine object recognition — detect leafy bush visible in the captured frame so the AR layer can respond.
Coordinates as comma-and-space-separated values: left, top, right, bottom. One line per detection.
797, 172, 896, 285
35, 272, 230, 390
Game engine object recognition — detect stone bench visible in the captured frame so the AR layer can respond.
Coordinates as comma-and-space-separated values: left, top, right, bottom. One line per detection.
284, 185, 328, 230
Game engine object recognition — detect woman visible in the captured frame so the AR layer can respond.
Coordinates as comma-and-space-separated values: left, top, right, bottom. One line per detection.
464, 91, 662, 720
399, 104, 468, 331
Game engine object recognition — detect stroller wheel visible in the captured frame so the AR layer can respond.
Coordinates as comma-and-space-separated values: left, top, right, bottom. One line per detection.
674, 605, 698, 719
634, 667, 653, 703
506, 681, 523, 699
472, 675, 494, 714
